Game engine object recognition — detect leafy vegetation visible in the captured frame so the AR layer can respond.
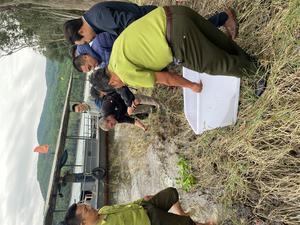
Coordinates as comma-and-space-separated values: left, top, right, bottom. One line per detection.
0, 2, 83, 60
176, 157, 197, 192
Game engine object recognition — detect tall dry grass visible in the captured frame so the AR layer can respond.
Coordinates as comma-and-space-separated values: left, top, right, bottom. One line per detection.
111, 0, 300, 224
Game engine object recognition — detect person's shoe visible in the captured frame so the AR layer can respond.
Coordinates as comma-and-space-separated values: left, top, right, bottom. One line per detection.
224, 8, 238, 39
255, 76, 267, 97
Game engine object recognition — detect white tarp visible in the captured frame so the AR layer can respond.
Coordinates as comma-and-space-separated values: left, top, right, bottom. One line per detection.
183, 67, 240, 134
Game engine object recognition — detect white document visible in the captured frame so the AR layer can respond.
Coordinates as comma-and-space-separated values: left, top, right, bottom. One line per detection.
183, 67, 240, 134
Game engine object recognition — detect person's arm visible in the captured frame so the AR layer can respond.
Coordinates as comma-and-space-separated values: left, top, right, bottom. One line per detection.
98, 32, 117, 50
84, 2, 139, 35
154, 71, 203, 93
100, 33, 117, 66
76, 44, 91, 55
77, 43, 102, 62
84, 5, 119, 35
92, 33, 117, 66
100, 2, 143, 32
116, 86, 135, 107
127, 98, 141, 115
100, 91, 107, 97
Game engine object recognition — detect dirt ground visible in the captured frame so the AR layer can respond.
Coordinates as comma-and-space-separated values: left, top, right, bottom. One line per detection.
108, 129, 243, 224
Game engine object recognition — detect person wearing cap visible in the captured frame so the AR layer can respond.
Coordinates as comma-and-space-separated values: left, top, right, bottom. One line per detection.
102, 6, 264, 95
63, 187, 215, 225
63, 1, 238, 46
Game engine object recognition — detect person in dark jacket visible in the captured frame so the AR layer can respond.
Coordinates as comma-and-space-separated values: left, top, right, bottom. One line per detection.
63, 1, 156, 45
98, 92, 159, 131
89, 69, 136, 109
63, 1, 238, 45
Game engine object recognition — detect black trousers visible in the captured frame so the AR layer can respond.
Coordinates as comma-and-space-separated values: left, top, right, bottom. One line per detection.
142, 187, 196, 225
168, 6, 257, 77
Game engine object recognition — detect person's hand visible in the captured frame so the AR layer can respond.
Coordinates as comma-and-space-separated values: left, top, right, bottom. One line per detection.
133, 98, 141, 106
191, 81, 203, 93
100, 91, 107, 97
142, 124, 148, 132
143, 195, 153, 201
127, 106, 135, 115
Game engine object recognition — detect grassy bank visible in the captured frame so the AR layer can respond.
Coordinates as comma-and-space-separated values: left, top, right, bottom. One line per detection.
114, 0, 300, 224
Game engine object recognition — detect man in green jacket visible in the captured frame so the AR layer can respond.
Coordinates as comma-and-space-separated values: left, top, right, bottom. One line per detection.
95, 5, 264, 95
63, 187, 214, 225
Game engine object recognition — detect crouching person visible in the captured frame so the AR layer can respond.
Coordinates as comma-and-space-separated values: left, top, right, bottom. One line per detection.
64, 187, 214, 225
98, 92, 159, 132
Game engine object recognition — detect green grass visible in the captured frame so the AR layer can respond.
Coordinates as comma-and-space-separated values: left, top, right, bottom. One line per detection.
113, 0, 300, 224
176, 157, 197, 191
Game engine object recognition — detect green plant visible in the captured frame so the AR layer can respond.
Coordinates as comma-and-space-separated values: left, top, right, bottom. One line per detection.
176, 157, 197, 192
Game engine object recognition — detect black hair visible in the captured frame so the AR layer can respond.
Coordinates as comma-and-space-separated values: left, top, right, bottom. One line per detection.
90, 86, 101, 99
71, 103, 80, 112
72, 55, 86, 72
69, 45, 78, 59
63, 18, 84, 44
89, 68, 111, 93
64, 203, 82, 225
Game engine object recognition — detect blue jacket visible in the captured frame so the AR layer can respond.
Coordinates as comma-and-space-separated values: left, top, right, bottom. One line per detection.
94, 97, 103, 110
77, 32, 117, 67
83, 1, 156, 35
76, 43, 101, 61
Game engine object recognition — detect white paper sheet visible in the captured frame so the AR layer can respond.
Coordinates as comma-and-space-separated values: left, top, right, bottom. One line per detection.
183, 67, 240, 134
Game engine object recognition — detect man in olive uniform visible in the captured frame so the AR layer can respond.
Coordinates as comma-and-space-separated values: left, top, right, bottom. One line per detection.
101, 6, 263, 94
64, 187, 215, 225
